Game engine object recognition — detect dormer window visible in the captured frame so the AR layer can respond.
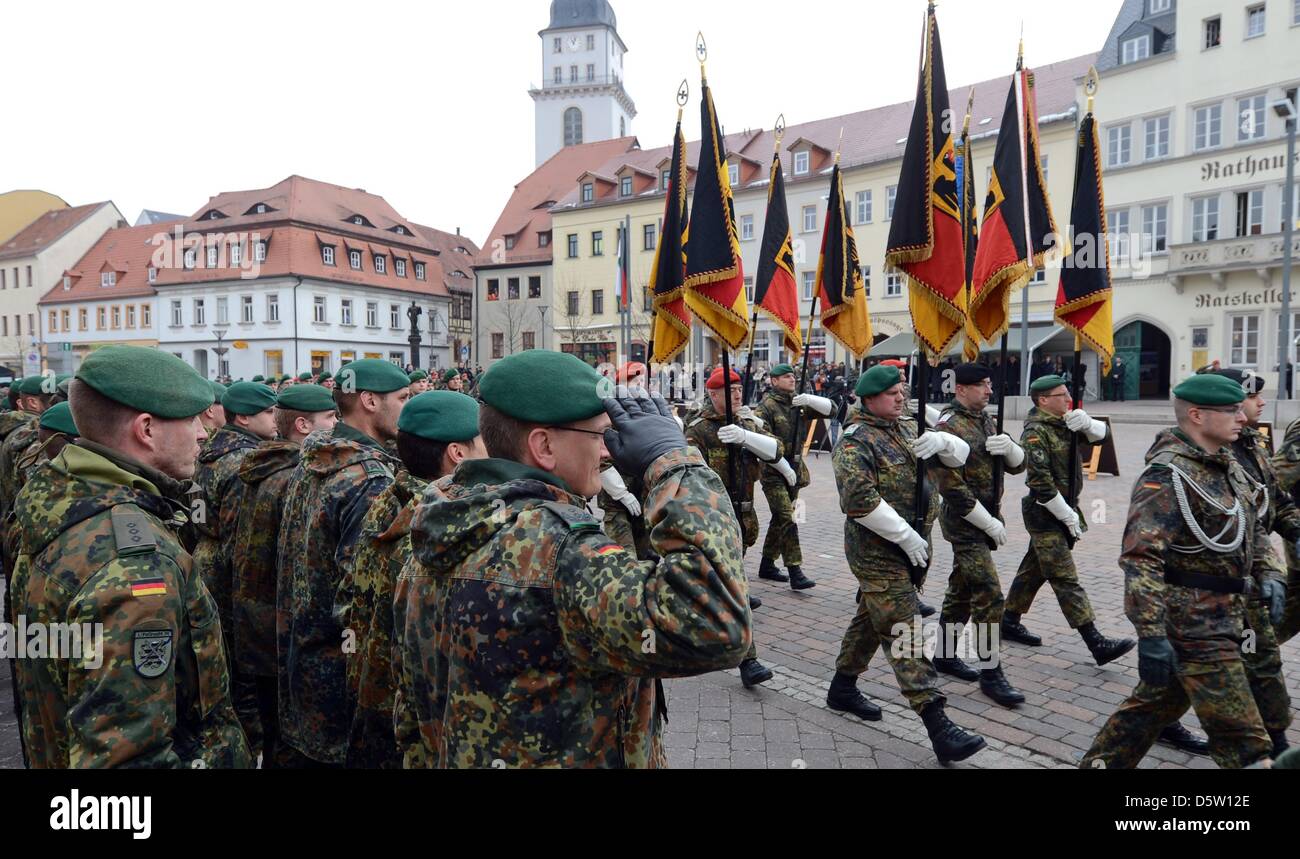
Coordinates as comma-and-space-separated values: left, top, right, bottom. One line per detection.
148, 267, 157, 283
349, 250, 362, 270
346, 214, 376, 228
257, 204, 266, 214
505, 235, 516, 250
661, 169, 671, 190
322, 246, 336, 266
101, 272, 116, 287
354, 216, 363, 225
62, 276, 71, 290
794, 151, 810, 176
1149, 0, 1169, 12
184, 249, 196, 269
395, 258, 407, 277
374, 254, 387, 274
254, 241, 267, 262
582, 182, 595, 203
207, 247, 219, 268
1121, 34, 1151, 64
230, 242, 243, 266
415, 262, 426, 281
621, 176, 633, 197
728, 163, 740, 187
538, 232, 551, 248
208, 211, 223, 220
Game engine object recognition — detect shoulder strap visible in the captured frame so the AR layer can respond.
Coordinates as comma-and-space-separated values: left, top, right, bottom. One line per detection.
541, 501, 602, 534
110, 504, 158, 557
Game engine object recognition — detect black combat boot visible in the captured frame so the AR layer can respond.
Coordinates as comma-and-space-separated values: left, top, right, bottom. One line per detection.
921, 701, 987, 764
758, 557, 789, 583
825, 672, 882, 721
978, 666, 1026, 708
1157, 723, 1210, 756
918, 600, 937, 618
740, 658, 773, 689
1079, 623, 1136, 667
932, 615, 980, 681
1001, 611, 1042, 647
787, 565, 816, 591
748, 594, 762, 611
1271, 730, 1291, 758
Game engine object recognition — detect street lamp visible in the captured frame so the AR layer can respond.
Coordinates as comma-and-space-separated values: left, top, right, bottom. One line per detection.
212, 326, 229, 381
537, 306, 548, 351
1275, 96, 1298, 400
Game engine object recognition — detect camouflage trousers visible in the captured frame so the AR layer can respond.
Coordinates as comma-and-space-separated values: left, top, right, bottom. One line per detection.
760, 482, 802, 567
835, 566, 944, 715
1080, 655, 1272, 769
1276, 544, 1300, 644
941, 542, 1007, 628
1005, 530, 1096, 629
1244, 600, 1293, 733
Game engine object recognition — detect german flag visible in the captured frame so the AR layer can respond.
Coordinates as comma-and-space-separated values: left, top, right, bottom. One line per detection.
817, 164, 873, 359
1055, 110, 1115, 372
753, 152, 802, 359
969, 59, 1060, 343
885, 6, 967, 361
683, 77, 749, 350
649, 117, 692, 364
955, 112, 982, 362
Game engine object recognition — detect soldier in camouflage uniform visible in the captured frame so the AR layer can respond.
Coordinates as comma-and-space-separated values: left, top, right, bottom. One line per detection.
394, 351, 751, 768
229, 383, 337, 768
1081, 374, 1280, 769
1002, 375, 1136, 666
340, 391, 485, 768
1270, 417, 1300, 644
685, 366, 793, 688
11, 346, 250, 767
753, 363, 827, 591
197, 381, 228, 438
596, 364, 656, 560
0, 377, 55, 538
276, 360, 409, 768
931, 364, 1026, 707
827, 365, 987, 764
192, 382, 279, 755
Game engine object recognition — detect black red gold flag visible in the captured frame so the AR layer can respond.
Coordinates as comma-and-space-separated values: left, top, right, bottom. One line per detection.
753, 154, 802, 359
649, 118, 692, 364
816, 164, 872, 359
1055, 112, 1114, 372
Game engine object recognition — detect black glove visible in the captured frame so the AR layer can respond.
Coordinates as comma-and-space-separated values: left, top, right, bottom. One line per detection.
1261, 580, 1287, 628
1137, 637, 1178, 688
603, 389, 686, 478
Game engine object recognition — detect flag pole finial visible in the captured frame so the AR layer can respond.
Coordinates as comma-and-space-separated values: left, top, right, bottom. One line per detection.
677, 79, 690, 121
963, 87, 975, 135
695, 32, 708, 78
835, 127, 844, 165
1084, 67, 1099, 115
773, 114, 786, 152
1018, 23, 1025, 69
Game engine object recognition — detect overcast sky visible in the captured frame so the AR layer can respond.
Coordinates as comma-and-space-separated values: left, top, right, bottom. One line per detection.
2, 0, 1123, 244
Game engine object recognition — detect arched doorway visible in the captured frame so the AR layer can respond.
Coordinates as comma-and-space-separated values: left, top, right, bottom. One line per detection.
1114, 320, 1171, 400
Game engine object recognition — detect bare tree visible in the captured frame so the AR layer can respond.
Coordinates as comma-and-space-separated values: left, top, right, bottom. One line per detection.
498, 301, 530, 356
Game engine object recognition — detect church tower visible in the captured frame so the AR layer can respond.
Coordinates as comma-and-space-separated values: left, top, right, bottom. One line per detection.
531, 0, 637, 166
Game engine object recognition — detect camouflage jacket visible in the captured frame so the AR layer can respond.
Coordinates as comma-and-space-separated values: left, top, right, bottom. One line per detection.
0, 408, 33, 443
1123, 429, 1274, 660
230, 440, 300, 678
394, 449, 750, 768
596, 456, 656, 561
1020, 407, 1108, 534
935, 402, 1026, 544
684, 398, 783, 507
338, 468, 427, 769
0, 418, 39, 524
832, 406, 940, 576
192, 425, 263, 637
1273, 419, 1300, 506
753, 390, 813, 491
276, 422, 399, 764
11, 440, 250, 768
1230, 425, 1300, 544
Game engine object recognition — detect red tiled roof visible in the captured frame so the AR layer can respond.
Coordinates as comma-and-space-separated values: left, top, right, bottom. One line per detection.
0, 203, 115, 262
412, 224, 480, 295
38, 222, 163, 304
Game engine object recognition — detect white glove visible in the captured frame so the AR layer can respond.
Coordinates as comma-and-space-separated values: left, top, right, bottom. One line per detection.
673, 415, 685, 431
925, 405, 943, 429
735, 406, 764, 428
600, 468, 642, 517
856, 501, 929, 567
986, 433, 1026, 468
1066, 409, 1107, 443
771, 458, 799, 487
1040, 492, 1083, 540
912, 432, 970, 467
962, 502, 1007, 546
717, 425, 779, 461
792, 394, 835, 417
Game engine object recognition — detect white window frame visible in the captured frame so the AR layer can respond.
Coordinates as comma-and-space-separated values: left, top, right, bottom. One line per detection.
254, 241, 266, 262
1192, 195, 1221, 242
887, 185, 898, 220
1107, 124, 1132, 167
1149, 0, 1170, 13
148, 267, 157, 284
727, 163, 740, 188
349, 250, 362, 270
1205, 15, 1222, 49
793, 151, 810, 176
216, 296, 229, 325
886, 272, 903, 298
170, 300, 182, 327
206, 246, 218, 268
267, 294, 280, 322
396, 258, 407, 277
1230, 314, 1262, 366
341, 299, 354, 326
241, 295, 254, 323
391, 305, 401, 328
415, 263, 426, 281
1143, 114, 1170, 160
802, 271, 816, 301
856, 190, 872, 224
1236, 93, 1266, 142
802, 205, 817, 233
375, 255, 387, 275
1193, 103, 1223, 151
100, 272, 115, 287
1141, 203, 1169, 254
313, 296, 327, 323
322, 245, 335, 266
230, 242, 242, 266
1121, 34, 1151, 64
740, 214, 754, 241
184, 249, 196, 269
366, 301, 378, 328
193, 299, 206, 326
1236, 188, 1265, 237
1246, 4, 1267, 39
1107, 209, 1131, 263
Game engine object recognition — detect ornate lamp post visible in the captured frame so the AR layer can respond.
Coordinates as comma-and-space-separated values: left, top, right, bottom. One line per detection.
212, 326, 229, 380
407, 303, 424, 370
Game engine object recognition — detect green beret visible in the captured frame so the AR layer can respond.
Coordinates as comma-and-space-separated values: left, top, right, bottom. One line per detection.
252, 375, 265, 383
856, 365, 902, 398
317, 372, 333, 382
39, 401, 79, 436
443, 369, 462, 384
336, 359, 411, 394
277, 383, 337, 413
1174, 374, 1246, 406
399, 391, 481, 442
19, 375, 54, 395
295, 372, 310, 382
208, 380, 229, 402
76, 346, 214, 419
479, 351, 605, 424
409, 370, 429, 383
221, 382, 278, 416
1030, 375, 1069, 394
771, 364, 796, 378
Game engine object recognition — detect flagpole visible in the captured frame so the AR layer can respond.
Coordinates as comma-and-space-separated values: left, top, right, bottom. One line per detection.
744, 115, 787, 406
912, 344, 930, 588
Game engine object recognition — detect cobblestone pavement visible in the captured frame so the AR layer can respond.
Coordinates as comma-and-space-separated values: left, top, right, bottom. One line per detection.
1, 413, 1296, 770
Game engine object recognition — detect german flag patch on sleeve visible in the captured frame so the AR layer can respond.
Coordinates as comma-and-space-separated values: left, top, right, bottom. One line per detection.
130, 578, 167, 598
595, 544, 625, 556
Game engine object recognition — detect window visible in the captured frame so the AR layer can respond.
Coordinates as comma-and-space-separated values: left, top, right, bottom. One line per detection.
621, 176, 633, 197
492, 333, 504, 359
564, 107, 583, 146
744, 276, 755, 304
739, 214, 754, 241
111, 306, 121, 329
323, 245, 336, 266
586, 64, 595, 82
341, 299, 353, 325
1237, 94, 1266, 142
802, 271, 816, 301
267, 294, 280, 322
508, 278, 521, 300
255, 241, 266, 262
1141, 203, 1168, 253
587, 34, 595, 51
101, 272, 115, 287
0, 270, 5, 288
554, 66, 563, 85
794, 151, 810, 176
1107, 209, 1131, 262
1295, 0, 1300, 25
1149, 0, 1170, 12
1144, 114, 1170, 159
391, 305, 401, 328
25, 265, 31, 287
170, 300, 182, 326
395, 258, 407, 278
415, 262, 426, 281
728, 163, 740, 188
1236, 189, 1264, 236
216, 297, 229, 325
206, 246, 218, 268
1205, 15, 1222, 48
193, 299, 205, 326
856, 190, 873, 224
1107, 124, 1132, 166
886, 272, 903, 297
313, 296, 326, 323
1231, 315, 1261, 365
592, 290, 604, 315
349, 250, 362, 270
487, 278, 500, 301
567, 291, 580, 315
522, 331, 536, 351
375, 255, 387, 274
644, 223, 657, 250
95, 307, 106, 330
142, 304, 151, 328
580, 183, 595, 204
1246, 4, 1266, 38
1121, 35, 1151, 64
661, 170, 671, 191
538, 232, 551, 248
230, 242, 242, 266
592, 231, 604, 256
862, 265, 872, 297
148, 267, 157, 284
49, 310, 57, 332
353, 216, 364, 226
60, 309, 69, 331
553, 37, 561, 53
886, 185, 899, 221
1194, 104, 1222, 150
802, 205, 817, 232
529, 276, 542, 299
1192, 195, 1220, 241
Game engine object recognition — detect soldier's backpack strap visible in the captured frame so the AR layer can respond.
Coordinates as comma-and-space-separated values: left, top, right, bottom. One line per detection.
110, 504, 158, 558
541, 501, 603, 536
